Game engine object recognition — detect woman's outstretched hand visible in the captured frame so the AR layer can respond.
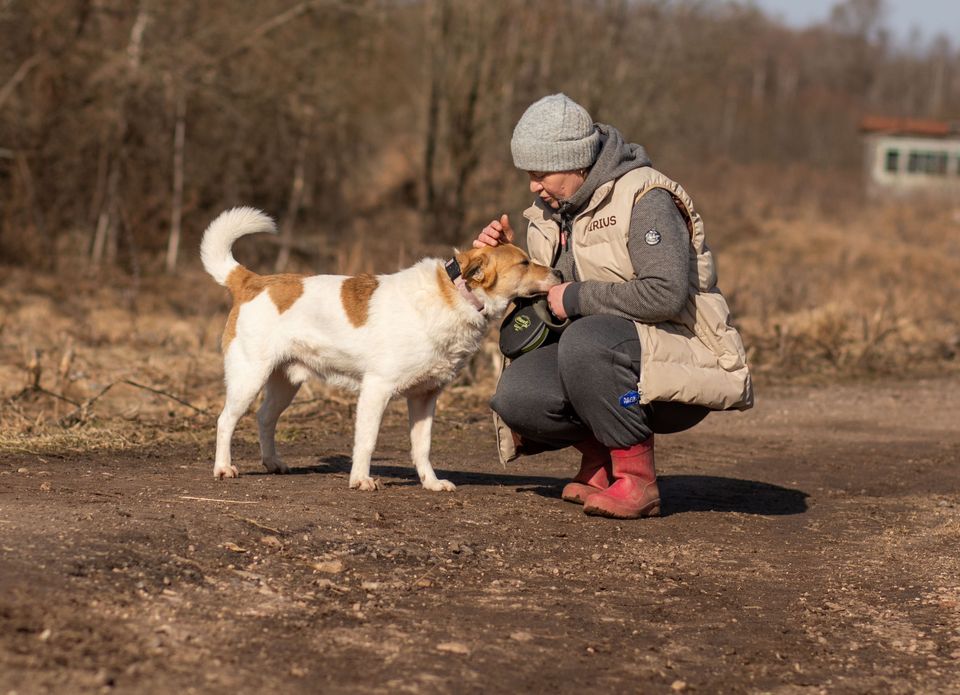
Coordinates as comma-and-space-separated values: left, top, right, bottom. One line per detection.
473, 214, 515, 248
547, 282, 571, 320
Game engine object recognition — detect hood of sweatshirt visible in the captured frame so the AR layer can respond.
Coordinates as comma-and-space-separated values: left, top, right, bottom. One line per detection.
556, 124, 652, 218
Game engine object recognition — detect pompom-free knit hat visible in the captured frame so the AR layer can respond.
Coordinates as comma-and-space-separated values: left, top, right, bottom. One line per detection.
510, 93, 601, 172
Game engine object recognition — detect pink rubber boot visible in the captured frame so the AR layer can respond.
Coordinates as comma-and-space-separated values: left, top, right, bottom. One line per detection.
582, 436, 660, 519
560, 435, 612, 505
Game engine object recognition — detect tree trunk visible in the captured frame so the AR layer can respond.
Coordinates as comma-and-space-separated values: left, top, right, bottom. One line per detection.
929, 53, 945, 117
721, 84, 739, 157
165, 89, 186, 274
91, 165, 119, 266
275, 130, 308, 273
421, 0, 444, 219
14, 153, 51, 267
90, 0, 149, 268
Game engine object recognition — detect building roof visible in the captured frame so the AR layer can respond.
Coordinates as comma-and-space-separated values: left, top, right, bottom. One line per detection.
859, 116, 957, 138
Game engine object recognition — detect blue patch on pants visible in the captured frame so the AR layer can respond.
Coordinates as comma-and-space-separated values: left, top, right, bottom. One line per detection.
619, 390, 640, 407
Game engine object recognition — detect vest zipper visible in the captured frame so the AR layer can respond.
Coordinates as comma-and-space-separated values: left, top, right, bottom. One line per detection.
559, 212, 581, 280
560, 213, 572, 252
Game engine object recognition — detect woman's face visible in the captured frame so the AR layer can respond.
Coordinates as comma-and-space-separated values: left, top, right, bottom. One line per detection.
527, 169, 587, 209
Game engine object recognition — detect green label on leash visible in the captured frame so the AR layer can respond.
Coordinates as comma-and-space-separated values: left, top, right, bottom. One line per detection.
513, 315, 532, 331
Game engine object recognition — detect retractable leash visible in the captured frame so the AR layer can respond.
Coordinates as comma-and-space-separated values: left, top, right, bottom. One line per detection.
444, 257, 484, 311
498, 296, 570, 359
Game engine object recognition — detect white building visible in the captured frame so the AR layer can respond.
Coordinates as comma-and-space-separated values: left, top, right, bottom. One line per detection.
860, 116, 960, 200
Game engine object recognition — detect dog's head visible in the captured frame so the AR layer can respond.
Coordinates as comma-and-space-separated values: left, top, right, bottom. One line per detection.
455, 243, 561, 306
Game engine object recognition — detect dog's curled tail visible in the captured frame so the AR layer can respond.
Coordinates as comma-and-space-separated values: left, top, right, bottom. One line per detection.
200, 207, 276, 286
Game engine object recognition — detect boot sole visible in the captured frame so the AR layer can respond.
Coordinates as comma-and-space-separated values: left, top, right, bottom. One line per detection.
583, 499, 661, 520
561, 482, 606, 506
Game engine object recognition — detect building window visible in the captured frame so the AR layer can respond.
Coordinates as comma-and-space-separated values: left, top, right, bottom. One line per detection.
907, 151, 919, 172
906, 150, 949, 175
885, 149, 899, 172
934, 152, 948, 175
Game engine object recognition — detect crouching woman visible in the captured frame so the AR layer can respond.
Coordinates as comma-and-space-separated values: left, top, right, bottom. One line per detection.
476, 94, 753, 519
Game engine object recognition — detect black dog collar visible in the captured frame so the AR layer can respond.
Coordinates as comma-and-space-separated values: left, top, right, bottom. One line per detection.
444, 258, 483, 311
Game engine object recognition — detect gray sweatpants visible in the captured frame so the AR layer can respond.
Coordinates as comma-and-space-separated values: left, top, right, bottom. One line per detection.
491, 315, 709, 450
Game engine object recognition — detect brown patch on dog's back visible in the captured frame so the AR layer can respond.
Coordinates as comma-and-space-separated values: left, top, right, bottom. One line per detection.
265, 276, 304, 313
221, 266, 304, 351
341, 274, 379, 327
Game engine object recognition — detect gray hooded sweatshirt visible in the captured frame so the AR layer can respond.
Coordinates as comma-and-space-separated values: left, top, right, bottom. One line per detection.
551, 124, 689, 323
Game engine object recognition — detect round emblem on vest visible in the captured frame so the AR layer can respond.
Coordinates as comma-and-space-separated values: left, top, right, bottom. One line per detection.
645, 229, 661, 245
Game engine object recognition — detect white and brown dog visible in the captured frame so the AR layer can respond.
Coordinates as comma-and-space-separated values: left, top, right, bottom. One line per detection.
200, 207, 560, 491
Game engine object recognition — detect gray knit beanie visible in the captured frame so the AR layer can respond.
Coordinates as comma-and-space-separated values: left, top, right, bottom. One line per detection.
510, 93, 601, 172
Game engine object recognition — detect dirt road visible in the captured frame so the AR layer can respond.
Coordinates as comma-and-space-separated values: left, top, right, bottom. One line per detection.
2, 376, 959, 693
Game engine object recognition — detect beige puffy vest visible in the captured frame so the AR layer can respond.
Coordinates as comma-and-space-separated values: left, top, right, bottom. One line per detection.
494, 166, 753, 464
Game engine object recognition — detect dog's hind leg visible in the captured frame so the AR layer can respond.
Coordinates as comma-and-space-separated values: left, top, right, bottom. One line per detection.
348, 376, 393, 491
214, 357, 272, 480
257, 368, 301, 474
407, 390, 455, 492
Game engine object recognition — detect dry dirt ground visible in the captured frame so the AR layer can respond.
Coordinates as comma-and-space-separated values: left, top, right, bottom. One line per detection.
2, 376, 960, 694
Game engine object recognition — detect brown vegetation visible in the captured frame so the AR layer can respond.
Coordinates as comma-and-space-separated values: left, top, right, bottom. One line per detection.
3, 0, 959, 263
2, 0, 960, 433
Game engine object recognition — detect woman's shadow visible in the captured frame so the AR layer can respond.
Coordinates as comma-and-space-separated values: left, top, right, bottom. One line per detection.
491, 472, 807, 516
293, 458, 808, 517
653, 475, 807, 516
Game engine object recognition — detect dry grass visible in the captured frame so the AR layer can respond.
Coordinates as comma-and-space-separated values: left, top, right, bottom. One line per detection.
2, 197, 958, 447
0, 253, 499, 449
720, 201, 960, 377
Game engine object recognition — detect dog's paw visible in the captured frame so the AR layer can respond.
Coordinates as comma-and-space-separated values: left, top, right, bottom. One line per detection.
349, 477, 382, 492
262, 457, 289, 474
214, 465, 239, 480
423, 478, 456, 492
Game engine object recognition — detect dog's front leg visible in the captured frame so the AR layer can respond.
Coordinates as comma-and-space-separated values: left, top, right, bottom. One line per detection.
348, 377, 393, 491
407, 389, 455, 492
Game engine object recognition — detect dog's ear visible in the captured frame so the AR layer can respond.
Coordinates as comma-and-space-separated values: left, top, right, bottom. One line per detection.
457, 250, 488, 283
463, 256, 485, 282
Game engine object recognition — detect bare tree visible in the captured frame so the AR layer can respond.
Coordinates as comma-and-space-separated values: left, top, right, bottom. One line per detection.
164, 87, 186, 273
1, 0, 958, 273
90, 0, 150, 268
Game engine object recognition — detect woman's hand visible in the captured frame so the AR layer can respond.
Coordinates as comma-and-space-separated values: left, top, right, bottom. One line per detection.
473, 214, 514, 248
547, 282, 571, 320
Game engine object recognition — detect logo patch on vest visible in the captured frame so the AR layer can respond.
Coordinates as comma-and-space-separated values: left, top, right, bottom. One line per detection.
644, 229, 661, 245
619, 390, 641, 407
586, 215, 617, 233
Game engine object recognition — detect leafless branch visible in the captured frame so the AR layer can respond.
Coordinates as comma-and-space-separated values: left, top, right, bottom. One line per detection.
0, 53, 43, 111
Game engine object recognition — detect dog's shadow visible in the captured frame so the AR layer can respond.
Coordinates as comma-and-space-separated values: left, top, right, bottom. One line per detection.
268, 456, 808, 517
